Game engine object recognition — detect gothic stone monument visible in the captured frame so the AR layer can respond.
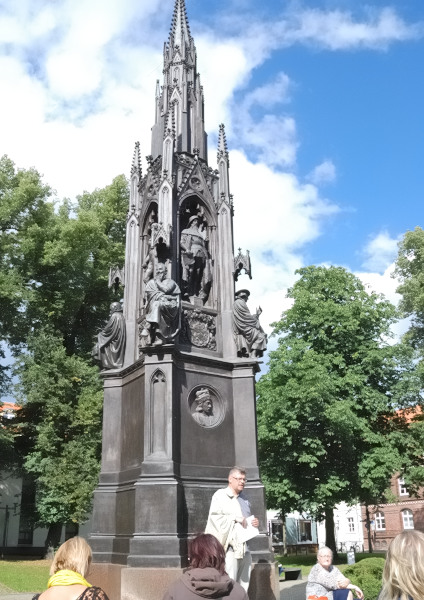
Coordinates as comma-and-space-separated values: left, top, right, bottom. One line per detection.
89, 1, 277, 599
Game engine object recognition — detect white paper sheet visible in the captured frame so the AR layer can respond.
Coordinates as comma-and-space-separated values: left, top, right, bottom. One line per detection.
236, 515, 259, 543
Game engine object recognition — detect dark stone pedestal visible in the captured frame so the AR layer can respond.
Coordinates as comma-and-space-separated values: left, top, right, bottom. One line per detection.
90, 562, 280, 600
90, 349, 278, 599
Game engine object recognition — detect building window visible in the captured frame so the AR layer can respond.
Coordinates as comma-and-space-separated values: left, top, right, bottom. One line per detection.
271, 521, 284, 545
347, 517, 355, 533
18, 476, 35, 546
402, 509, 414, 530
298, 519, 312, 542
398, 478, 408, 496
375, 511, 386, 531
17, 515, 34, 545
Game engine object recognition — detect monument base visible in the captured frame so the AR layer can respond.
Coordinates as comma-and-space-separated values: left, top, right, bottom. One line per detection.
90, 561, 280, 600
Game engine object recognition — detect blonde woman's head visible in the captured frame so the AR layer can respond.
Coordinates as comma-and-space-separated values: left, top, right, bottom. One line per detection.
50, 536, 92, 578
381, 530, 424, 600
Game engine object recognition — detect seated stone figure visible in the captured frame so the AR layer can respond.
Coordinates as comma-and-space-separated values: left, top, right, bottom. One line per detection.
232, 289, 267, 358
141, 263, 181, 346
92, 301, 126, 369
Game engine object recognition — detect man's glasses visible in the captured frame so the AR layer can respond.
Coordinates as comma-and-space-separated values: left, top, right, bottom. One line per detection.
232, 476, 246, 482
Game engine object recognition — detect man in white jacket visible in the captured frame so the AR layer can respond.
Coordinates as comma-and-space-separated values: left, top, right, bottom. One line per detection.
205, 467, 259, 591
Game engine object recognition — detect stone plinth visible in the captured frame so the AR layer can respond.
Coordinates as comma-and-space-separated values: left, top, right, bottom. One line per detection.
90, 563, 279, 600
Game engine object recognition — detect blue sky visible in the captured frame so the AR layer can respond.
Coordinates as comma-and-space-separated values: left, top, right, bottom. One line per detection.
0, 0, 423, 351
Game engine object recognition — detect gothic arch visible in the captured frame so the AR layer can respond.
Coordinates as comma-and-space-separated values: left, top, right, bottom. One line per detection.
141, 202, 169, 284
179, 194, 216, 229
146, 369, 168, 457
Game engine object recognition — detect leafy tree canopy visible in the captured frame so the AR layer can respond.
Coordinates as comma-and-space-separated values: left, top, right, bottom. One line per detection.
0, 155, 128, 538
0, 155, 128, 355
257, 266, 423, 533
394, 226, 424, 363
14, 328, 103, 526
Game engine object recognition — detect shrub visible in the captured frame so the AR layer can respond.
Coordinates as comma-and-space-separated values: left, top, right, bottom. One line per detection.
344, 557, 385, 600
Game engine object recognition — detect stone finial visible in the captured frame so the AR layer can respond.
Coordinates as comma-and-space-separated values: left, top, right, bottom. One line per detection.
108, 265, 125, 292
131, 142, 142, 179
234, 248, 252, 281
217, 123, 229, 163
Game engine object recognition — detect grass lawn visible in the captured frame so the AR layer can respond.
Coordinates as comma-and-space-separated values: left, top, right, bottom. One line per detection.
0, 559, 50, 593
275, 552, 386, 578
0, 552, 386, 593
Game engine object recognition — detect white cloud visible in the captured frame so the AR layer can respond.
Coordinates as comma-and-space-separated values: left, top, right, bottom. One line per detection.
233, 72, 298, 167
357, 263, 399, 306
307, 160, 336, 185
355, 262, 411, 343
278, 7, 424, 51
196, 36, 249, 132
361, 231, 400, 273
242, 72, 292, 110
230, 151, 339, 332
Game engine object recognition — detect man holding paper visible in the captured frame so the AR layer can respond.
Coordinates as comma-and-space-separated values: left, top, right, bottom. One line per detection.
205, 466, 259, 591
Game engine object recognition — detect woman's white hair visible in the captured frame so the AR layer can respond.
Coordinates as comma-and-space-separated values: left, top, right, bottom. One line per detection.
317, 546, 333, 558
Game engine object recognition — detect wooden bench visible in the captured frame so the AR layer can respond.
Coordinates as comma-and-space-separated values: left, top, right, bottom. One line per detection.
280, 567, 302, 581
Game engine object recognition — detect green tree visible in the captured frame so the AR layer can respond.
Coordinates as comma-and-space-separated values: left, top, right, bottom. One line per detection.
0, 155, 53, 478
394, 226, 424, 374
257, 266, 423, 553
0, 154, 54, 375
0, 156, 128, 546
14, 328, 103, 547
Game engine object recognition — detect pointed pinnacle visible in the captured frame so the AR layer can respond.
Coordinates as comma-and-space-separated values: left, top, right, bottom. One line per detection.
217, 123, 229, 161
169, 0, 192, 46
131, 141, 142, 178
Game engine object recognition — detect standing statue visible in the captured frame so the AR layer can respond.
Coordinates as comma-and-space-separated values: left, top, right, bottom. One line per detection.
141, 263, 181, 346
92, 302, 126, 369
142, 243, 158, 284
180, 215, 212, 301
232, 289, 267, 358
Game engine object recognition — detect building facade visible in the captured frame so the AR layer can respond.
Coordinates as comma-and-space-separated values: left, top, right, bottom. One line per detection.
267, 510, 319, 555
361, 475, 424, 551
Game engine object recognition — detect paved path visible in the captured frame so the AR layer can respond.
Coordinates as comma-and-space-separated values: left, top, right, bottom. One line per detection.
280, 579, 307, 600
0, 595, 34, 600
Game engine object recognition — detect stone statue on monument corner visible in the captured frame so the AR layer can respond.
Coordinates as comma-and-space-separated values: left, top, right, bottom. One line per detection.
232, 289, 267, 358
92, 301, 126, 369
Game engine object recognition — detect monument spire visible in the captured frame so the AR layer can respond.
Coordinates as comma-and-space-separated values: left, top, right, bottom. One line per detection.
169, 0, 192, 48
151, 0, 206, 160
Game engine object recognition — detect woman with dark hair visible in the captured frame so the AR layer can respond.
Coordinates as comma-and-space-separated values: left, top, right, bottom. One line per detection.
163, 534, 248, 600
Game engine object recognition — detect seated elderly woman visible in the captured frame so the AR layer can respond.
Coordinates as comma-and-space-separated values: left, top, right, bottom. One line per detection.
163, 533, 248, 600
306, 547, 363, 600
379, 530, 424, 600
32, 537, 109, 600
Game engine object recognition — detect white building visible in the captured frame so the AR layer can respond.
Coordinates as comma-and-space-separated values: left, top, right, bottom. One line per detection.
316, 503, 364, 552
